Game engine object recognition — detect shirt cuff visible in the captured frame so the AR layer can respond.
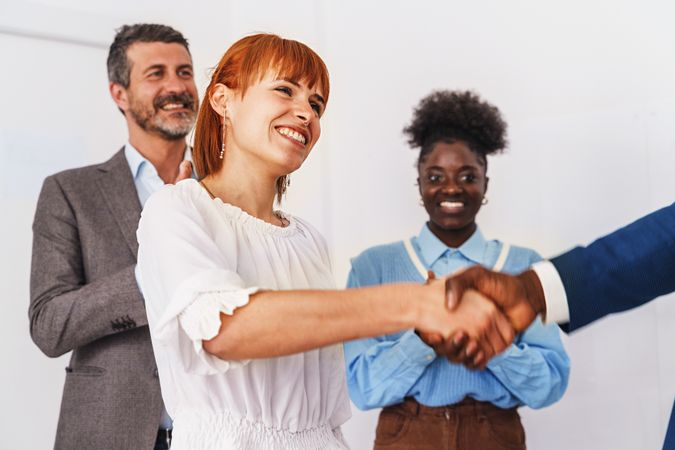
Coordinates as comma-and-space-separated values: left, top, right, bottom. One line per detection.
531, 261, 570, 324
485, 344, 518, 370
398, 330, 438, 366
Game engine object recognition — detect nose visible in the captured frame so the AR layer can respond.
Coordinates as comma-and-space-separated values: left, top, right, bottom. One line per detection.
294, 99, 314, 125
440, 177, 462, 194
164, 72, 192, 94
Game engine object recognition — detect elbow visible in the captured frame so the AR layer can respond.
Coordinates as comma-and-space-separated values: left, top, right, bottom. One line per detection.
347, 385, 379, 411
30, 328, 68, 358
29, 310, 69, 358
528, 369, 571, 409
346, 368, 387, 411
203, 331, 244, 360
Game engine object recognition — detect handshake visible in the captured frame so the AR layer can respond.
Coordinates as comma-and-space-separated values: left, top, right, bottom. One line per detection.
418, 266, 548, 369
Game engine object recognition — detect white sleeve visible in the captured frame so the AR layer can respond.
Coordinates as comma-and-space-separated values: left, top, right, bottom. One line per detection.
531, 260, 570, 324
137, 184, 257, 375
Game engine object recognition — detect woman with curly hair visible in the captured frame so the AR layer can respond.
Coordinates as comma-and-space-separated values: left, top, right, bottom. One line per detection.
344, 91, 570, 450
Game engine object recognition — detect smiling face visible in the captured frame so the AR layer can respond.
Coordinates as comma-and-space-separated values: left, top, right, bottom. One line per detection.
117, 42, 199, 140
418, 140, 488, 248
221, 69, 325, 177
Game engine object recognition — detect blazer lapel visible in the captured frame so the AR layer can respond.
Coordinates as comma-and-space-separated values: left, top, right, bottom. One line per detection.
96, 148, 142, 258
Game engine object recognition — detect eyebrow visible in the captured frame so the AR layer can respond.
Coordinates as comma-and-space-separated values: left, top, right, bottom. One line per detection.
278, 78, 326, 106
143, 63, 193, 74
143, 64, 166, 74
425, 164, 482, 171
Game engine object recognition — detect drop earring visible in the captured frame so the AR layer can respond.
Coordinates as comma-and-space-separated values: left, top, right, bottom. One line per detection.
219, 121, 226, 159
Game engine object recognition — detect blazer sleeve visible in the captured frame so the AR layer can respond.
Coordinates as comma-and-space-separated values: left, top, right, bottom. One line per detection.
552, 202, 675, 332
29, 175, 146, 357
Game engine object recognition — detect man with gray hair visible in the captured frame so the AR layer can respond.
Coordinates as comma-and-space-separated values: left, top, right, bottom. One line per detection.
29, 23, 198, 450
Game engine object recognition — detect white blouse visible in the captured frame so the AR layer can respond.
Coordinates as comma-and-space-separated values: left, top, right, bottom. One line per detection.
137, 179, 351, 450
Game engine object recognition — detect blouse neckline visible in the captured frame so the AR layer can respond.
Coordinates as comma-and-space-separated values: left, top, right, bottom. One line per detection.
192, 179, 297, 236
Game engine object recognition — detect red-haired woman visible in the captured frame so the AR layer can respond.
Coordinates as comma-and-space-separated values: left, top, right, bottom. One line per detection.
136, 34, 513, 450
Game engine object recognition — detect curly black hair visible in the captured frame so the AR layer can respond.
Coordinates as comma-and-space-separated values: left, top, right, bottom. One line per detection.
403, 90, 508, 167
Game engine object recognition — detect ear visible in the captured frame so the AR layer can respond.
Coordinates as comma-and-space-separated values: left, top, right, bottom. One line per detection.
209, 83, 234, 123
484, 176, 489, 196
109, 82, 128, 112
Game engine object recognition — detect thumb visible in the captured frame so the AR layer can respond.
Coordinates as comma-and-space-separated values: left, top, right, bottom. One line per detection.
445, 276, 460, 310
175, 161, 193, 183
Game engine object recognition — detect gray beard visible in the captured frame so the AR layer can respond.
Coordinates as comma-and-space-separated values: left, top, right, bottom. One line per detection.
129, 104, 195, 141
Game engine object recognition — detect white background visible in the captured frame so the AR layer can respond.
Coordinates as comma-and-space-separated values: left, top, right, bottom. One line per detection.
1, 1, 674, 449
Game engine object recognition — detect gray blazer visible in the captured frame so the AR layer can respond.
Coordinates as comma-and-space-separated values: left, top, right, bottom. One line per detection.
30, 149, 163, 450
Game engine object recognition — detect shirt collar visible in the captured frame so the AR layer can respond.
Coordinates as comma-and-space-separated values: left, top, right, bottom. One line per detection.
124, 143, 193, 180
417, 224, 487, 266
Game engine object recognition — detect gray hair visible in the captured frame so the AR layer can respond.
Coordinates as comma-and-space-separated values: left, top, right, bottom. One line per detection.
107, 23, 190, 88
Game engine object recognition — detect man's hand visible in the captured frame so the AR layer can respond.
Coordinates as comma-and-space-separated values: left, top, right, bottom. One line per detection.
417, 270, 512, 369
445, 266, 547, 333
417, 277, 516, 369
173, 161, 193, 184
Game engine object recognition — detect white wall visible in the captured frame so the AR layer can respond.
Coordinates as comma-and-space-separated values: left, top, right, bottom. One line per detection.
2, 1, 674, 449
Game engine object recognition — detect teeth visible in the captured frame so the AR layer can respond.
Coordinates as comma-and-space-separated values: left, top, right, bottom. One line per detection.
440, 201, 464, 209
277, 127, 306, 145
162, 103, 184, 110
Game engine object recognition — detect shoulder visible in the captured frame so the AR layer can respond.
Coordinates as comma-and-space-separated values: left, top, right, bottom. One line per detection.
42, 149, 126, 192
482, 237, 542, 271
500, 242, 543, 272
145, 179, 204, 214
351, 241, 406, 271
290, 216, 330, 251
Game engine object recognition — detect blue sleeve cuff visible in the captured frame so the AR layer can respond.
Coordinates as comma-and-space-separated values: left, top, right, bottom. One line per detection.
397, 330, 437, 367
485, 344, 518, 369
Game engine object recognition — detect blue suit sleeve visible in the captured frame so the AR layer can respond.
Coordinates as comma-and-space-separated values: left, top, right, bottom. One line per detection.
552, 203, 675, 332
343, 265, 436, 410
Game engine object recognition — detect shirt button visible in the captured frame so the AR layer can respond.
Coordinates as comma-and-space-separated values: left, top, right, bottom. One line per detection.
426, 354, 434, 361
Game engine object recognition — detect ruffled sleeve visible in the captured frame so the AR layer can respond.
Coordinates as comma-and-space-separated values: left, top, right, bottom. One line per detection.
137, 180, 258, 375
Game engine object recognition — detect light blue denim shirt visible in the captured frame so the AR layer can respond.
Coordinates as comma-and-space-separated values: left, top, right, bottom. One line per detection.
126, 143, 192, 429
344, 225, 570, 410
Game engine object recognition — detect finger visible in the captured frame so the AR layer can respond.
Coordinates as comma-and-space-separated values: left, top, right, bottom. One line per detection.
445, 277, 460, 310
466, 350, 486, 370
475, 320, 496, 364
494, 312, 515, 350
175, 161, 193, 183
443, 331, 467, 362
424, 332, 443, 346
460, 339, 482, 368
485, 312, 509, 356
427, 270, 436, 281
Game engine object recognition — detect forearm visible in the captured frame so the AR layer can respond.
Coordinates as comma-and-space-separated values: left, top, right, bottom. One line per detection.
344, 331, 436, 410
486, 324, 570, 408
29, 264, 146, 357
203, 284, 425, 359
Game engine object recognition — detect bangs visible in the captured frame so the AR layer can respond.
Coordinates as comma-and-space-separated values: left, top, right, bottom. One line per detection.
239, 36, 330, 102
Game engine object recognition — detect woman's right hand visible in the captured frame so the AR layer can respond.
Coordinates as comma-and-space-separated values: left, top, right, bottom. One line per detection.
416, 279, 515, 368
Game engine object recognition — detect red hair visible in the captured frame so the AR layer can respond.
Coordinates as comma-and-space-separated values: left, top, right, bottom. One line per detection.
193, 33, 330, 194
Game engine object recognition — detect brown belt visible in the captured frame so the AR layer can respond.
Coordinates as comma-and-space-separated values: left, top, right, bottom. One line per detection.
385, 397, 517, 418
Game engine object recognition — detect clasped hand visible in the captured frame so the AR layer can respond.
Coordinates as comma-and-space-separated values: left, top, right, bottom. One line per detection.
417, 271, 518, 370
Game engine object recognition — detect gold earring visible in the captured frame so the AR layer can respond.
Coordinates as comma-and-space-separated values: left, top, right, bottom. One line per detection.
219, 122, 225, 160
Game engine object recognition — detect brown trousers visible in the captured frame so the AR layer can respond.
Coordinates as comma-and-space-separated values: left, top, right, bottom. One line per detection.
373, 398, 526, 450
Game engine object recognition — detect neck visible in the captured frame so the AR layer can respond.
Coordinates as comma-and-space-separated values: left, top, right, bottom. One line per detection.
127, 124, 186, 184
204, 152, 280, 224
427, 221, 477, 249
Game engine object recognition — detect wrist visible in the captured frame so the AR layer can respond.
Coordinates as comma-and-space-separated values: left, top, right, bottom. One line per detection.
516, 270, 547, 319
